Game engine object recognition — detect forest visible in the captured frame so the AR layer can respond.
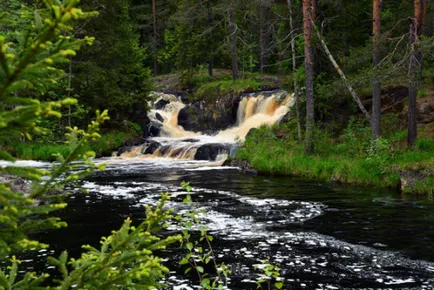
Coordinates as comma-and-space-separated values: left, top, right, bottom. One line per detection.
1, 0, 434, 289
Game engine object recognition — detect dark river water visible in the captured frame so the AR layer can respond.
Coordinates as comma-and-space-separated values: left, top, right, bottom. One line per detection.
17, 158, 434, 289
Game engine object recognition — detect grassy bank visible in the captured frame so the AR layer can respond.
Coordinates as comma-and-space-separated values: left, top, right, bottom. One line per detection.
237, 121, 434, 194
12, 130, 135, 161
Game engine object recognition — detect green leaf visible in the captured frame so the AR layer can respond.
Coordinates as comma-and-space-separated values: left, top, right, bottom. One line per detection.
201, 278, 210, 288
180, 258, 189, 265
275, 282, 284, 289
34, 11, 42, 29
197, 266, 204, 273
186, 242, 193, 251
184, 267, 192, 274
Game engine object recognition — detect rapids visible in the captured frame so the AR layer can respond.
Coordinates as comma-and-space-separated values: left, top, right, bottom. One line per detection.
120, 91, 293, 161
14, 159, 434, 289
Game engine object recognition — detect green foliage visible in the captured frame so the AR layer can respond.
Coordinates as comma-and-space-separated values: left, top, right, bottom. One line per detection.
0, 2, 181, 289
194, 79, 260, 101
72, 0, 153, 119
13, 130, 136, 161
254, 259, 284, 290
178, 184, 232, 290
237, 123, 434, 193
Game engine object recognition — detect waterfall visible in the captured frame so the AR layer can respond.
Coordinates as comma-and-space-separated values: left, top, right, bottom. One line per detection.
120, 91, 294, 161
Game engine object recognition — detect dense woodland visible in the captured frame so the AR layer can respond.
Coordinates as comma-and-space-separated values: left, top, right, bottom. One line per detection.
1, 1, 434, 288
1, 0, 434, 146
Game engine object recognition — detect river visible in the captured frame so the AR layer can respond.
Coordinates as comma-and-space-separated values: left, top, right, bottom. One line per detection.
16, 157, 434, 289
12, 92, 434, 289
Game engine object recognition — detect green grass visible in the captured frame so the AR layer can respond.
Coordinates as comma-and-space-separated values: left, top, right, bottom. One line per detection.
13, 130, 135, 161
237, 123, 434, 194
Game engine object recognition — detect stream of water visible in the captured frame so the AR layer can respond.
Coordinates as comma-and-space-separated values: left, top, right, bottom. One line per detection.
13, 158, 434, 289
8, 92, 434, 289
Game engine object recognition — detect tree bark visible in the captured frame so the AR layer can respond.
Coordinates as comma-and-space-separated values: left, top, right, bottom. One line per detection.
407, 0, 424, 146
287, 0, 302, 143
152, 0, 158, 75
259, 0, 266, 74
372, 0, 382, 141
229, 9, 239, 80
207, 6, 214, 79
303, 0, 314, 153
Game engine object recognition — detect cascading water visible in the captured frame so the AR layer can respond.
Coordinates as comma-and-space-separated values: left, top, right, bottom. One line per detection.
120, 91, 294, 161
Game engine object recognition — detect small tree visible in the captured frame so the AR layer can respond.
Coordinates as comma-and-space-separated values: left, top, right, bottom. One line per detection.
0, 1, 180, 288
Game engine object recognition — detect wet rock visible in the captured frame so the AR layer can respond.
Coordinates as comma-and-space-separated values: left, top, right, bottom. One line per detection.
154, 99, 170, 110
223, 159, 258, 175
0, 174, 30, 193
278, 112, 291, 124
194, 144, 230, 161
141, 140, 161, 155
400, 170, 434, 192
181, 138, 200, 143
117, 146, 132, 156
155, 113, 164, 123
144, 122, 162, 138
177, 107, 197, 132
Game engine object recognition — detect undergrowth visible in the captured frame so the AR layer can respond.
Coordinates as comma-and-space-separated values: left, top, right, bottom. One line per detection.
13, 130, 135, 161
237, 119, 434, 193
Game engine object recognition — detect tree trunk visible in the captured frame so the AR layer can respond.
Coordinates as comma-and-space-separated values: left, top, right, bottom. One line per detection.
259, 0, 266, 74
229, 9, 239, 80
303, 0, 314, 153
407, 0, 424, 146
372, 0, 382, 141
312, 20, 372, 122
287, 0, 302, 143
207, 7, 214, 79
152, 0, 158, 75
422, 0, 428, 34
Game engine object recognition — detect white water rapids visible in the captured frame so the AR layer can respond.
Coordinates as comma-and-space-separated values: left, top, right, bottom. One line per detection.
120, 91, 294, 161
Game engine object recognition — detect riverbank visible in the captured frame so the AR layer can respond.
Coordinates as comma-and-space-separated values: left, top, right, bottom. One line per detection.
9, 130, 139, 161
235, 123, 434, 194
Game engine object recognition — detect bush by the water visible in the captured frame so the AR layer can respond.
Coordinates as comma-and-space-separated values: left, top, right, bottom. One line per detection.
237, 120, 434, 192
12, 130, 135, 161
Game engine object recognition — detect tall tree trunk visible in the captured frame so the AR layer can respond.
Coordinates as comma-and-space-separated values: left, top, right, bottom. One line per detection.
207, 7, 214, 79
422, 0, 428, 34
372, 0, 382, 141
259, 0, 266, 74
287, 0, 302, 143
152, 0, 158, 75
229, 9, 239, 80
408, 0, 424, 146
303, 0, 314, 153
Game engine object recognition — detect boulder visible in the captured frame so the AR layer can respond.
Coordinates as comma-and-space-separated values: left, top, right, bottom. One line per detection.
144, 122, 162, 138
141, 140, 161, 155
278, 112, 291, 124
155, 112, 164, 123
117, 146, 132, 156
177, 107, 197, 132
222, 159, 258, 175
194, 144, 230, 161
154, 99, 170, 110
